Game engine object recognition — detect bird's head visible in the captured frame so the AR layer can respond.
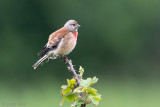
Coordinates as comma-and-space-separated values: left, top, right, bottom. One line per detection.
64, 20, 80, 32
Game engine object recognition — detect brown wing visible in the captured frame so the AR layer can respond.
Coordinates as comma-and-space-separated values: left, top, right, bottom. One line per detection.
38, 27, 69, 57
48, 27, 69, 47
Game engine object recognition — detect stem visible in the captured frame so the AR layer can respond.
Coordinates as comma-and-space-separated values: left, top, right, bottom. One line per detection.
80, 104, 86, 107
61, 56, 80, 84
61, 56, 86, 107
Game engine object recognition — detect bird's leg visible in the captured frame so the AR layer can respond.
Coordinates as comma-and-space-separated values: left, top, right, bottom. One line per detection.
46, 54, 56, 63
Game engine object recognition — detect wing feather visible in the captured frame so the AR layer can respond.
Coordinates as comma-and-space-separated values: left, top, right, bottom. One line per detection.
38, 28, 69, 57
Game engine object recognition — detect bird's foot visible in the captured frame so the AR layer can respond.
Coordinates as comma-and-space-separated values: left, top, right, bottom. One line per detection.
49, 54, 57, 59
60, 55, 68, 60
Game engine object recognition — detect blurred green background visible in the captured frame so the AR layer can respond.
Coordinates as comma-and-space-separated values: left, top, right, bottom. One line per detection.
0, 0, 160, 107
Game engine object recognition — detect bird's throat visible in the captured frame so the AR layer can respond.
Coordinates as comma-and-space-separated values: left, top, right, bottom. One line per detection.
73, 32, 78, 39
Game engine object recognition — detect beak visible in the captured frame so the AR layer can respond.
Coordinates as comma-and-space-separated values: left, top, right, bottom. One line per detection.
77, 24, 81, 28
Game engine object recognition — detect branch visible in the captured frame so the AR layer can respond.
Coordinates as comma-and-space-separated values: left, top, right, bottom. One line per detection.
80, 104, 86, 107
61, 56, 86, 107
61, 56, 80, 84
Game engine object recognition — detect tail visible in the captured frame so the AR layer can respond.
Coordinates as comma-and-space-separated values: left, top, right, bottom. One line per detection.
32, 54, 49, 70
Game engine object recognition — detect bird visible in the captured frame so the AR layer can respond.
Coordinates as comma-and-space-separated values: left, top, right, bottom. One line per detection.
32, 20, 80, 70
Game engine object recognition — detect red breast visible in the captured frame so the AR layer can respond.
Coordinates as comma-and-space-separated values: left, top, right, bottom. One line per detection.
73, 32, 78, 40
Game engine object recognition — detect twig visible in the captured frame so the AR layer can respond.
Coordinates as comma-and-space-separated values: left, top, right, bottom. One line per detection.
80, 104, 86, 107
61, 56, 86, 107
61, 56, 80, 84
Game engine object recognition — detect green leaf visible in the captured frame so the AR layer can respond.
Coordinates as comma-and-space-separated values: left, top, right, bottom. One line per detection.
68, 78, 76, 89
60, 96, 67, 107
89, 96, 101, 106
60, 94, 77, 106
80, 78, 92, 87
66, 94, 76, 102
86, 97, 91, 104
82, 87, 87, 92
87, 88, 97, 96
68, 78, 76, 85
61, 87, 72, 96
71, 99, 84, 107
71, 101, 77, 107
76, 99, 84, 104
90, 76, 98, 85
61, 78, 77, 96
61, 85, 67, 89
96, 93, 102, 98
73, 87, 83, 93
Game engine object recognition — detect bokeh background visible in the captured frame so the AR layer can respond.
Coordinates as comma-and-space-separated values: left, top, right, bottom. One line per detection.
0, 0, 160, 107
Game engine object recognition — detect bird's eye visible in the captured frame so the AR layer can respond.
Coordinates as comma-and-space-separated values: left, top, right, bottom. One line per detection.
72, 24, 75, 26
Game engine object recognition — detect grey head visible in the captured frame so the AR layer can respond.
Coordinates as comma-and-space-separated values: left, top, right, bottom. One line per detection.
64, 20, 80, 32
